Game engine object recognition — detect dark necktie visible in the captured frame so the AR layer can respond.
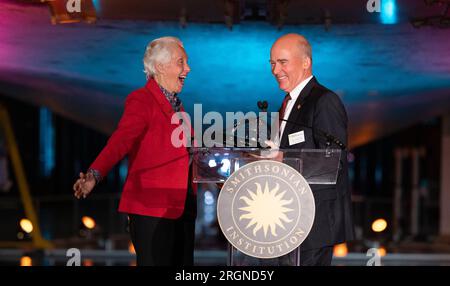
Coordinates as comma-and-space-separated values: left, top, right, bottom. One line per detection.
279, 93, 291, 127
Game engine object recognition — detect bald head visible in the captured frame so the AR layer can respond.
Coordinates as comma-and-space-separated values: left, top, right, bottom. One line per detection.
270, 34, 313, 93
272, 34, 312, 64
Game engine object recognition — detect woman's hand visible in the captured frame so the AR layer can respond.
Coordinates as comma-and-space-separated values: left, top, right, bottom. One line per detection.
73, 172, 96, 199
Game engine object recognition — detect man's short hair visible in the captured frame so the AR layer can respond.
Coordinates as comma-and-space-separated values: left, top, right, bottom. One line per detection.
298, 38, 312, 63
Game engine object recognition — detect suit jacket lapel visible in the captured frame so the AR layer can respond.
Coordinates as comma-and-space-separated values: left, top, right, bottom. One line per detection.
281, 76, 317, 147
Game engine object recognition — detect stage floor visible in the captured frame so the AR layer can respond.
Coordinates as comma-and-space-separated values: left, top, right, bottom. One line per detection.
1, 249, 450, 266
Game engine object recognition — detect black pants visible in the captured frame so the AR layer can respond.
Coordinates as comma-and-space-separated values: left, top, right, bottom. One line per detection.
128, 192, 197, 266
300, 246, 333, 266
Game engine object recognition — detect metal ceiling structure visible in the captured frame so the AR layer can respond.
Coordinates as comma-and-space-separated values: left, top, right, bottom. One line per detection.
1, 0, 450, 148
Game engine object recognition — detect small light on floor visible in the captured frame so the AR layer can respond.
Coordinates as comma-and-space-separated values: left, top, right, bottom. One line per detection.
333, 243, 348, 257
20, 218, 33, 234
372, 218, 387, 233
83, 259, 94, 266
20, 256, 32, 266
128, 241, 136, 254
82, 216, 96, 229
378, 246, 387, 257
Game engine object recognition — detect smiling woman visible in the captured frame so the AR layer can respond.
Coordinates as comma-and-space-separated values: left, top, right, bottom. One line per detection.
143, 36, 191, 94
72, 36, 197, 266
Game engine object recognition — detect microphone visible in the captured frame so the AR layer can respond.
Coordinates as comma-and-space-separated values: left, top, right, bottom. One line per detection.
280, 118, 347, 150
257, 100, 268, 112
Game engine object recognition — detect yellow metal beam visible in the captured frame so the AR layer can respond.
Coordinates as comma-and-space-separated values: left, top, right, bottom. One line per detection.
0, 241, 36, 249
0, 103, 53, 249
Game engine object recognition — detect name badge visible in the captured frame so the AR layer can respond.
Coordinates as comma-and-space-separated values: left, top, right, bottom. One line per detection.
288, 131, 305, 146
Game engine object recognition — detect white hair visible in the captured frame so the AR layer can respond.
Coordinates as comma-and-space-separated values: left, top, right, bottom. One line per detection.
299, 39, 313, 63
143, 36, 184, 79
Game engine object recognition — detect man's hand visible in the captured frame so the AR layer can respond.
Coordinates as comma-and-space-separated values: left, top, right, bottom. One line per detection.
73, 172, 96, 199
250, 140, 284, 162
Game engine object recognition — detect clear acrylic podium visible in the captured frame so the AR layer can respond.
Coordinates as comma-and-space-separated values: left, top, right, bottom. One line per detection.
192, 147, 342, 266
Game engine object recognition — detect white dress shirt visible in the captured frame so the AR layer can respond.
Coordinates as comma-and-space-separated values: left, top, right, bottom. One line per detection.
279, 75, 314, 142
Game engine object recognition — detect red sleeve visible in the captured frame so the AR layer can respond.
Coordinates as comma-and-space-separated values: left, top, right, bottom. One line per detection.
89, 93, 149, 178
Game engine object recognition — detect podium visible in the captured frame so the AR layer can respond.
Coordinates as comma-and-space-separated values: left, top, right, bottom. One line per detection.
192, 147, 341, 266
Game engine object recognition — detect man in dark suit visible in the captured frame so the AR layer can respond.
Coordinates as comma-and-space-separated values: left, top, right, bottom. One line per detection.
269, 33, 354, 266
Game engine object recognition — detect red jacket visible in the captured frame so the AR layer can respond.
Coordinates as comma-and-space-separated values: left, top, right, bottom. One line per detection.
89, 79, 191, 219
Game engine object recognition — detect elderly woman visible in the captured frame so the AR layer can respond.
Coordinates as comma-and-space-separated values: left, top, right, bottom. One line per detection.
73, 37, 194, 266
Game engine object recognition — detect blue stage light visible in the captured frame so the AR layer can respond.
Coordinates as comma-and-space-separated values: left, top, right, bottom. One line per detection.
39, 107, 55, 177
381, 0, 398, 24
